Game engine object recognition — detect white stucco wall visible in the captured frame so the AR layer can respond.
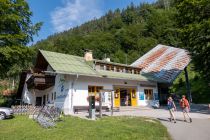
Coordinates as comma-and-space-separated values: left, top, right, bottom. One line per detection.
138, 82, 158, 106
22, 74, 35, 105
22, 73, 159, 115
54, 74, 71, 114
65, 75, 159, 109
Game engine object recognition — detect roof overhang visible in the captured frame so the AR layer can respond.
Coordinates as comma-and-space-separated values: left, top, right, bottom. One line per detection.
131, 44, 191, 83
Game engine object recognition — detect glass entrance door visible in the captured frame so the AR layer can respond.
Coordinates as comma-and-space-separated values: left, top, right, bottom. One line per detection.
114, 87, 137, 107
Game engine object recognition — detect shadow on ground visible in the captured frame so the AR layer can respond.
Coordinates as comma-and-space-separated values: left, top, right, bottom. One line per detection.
159, 104, 210, 115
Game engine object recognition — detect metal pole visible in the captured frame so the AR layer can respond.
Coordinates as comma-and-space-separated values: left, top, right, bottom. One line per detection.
99, 92, 102, 118
184, 67, 192, 102
89, 95, 95, 120
111, 91, 113, 116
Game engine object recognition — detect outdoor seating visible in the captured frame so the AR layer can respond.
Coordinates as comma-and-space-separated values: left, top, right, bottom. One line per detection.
73, 106, 109, 114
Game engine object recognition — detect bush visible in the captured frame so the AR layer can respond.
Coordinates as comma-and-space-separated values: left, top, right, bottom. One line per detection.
0, 94, 7, 106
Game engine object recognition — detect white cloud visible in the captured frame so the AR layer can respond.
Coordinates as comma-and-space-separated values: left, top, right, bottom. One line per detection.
51, 0, 103, 32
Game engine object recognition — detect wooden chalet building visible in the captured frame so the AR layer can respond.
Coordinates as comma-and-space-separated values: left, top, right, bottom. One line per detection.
17, 44, 190, 114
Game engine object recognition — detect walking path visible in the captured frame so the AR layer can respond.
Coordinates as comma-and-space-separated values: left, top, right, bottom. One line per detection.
161, 118, 210, 140
72, 105, 210, 140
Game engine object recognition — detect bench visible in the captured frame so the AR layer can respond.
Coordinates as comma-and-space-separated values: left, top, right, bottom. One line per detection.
73, 106, 109, 114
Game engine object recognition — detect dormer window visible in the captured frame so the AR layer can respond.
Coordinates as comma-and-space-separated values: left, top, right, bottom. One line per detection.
111, 66, 114, 71
106, 65, 111, 71
125, 68, 132, 74
134, 69, 140, 74
100, 64, 104, 70
116, 66, 124, 72
95, 61, 141, 75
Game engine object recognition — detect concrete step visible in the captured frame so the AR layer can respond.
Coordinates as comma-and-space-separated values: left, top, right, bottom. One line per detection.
119, 106, 152, 111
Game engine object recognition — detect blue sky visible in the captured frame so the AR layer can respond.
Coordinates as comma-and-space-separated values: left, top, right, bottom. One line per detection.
27, 0, 156, 45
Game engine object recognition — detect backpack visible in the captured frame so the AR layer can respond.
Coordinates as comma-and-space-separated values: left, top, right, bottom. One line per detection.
167, 100, 174, 109
180, 99, 188, 108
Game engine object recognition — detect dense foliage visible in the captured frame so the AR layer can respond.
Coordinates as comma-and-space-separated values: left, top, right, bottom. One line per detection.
175, 0, 210, 81
0, 0, 209, 103
31, 0, 209, 103
0, 0, 42, 78
0, 0, 42, 99
33, 1, 177, 64
0, 0, 42, 46
170, 65, 210, 103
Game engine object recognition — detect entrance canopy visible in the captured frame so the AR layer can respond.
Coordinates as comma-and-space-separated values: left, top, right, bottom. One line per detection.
131, 44, 191, 83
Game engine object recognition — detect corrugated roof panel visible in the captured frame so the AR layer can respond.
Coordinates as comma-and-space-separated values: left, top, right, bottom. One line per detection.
40, 50, 97, 76
131, 44, 191, 83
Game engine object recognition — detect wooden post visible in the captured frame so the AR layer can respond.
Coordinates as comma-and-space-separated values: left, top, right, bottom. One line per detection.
99, 92, 102, 118
111, 91, 113, 116
184, 67, 192, 102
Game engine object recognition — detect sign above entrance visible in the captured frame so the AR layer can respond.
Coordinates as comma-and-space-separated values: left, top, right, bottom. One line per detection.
140, 84, 156, 87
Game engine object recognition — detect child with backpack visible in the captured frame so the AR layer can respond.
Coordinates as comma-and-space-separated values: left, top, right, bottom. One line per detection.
180, 95, 192, 122
167, 96, 177, 123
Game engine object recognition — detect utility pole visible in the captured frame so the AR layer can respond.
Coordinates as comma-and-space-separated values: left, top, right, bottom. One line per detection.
184, 67, 192, 102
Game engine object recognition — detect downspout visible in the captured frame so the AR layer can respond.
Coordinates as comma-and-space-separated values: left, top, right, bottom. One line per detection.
71, 74, 79, 113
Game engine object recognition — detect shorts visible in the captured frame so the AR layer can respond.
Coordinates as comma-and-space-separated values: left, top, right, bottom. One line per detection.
169, 108, 175, 112
182, 107, 189, 113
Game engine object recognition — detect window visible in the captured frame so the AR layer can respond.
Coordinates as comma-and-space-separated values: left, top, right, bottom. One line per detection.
106, 65, 111, 71
110, 66, 114, 71
88, 86, 103, 96
144, 89, 153, 100
134, 69, 140, 74
116, 66, 120, 72
116, 66, 124, 72
125, 68, 132, 74
100, 64, 104, 70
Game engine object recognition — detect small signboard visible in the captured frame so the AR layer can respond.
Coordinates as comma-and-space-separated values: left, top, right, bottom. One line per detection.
139, 92, 144, 100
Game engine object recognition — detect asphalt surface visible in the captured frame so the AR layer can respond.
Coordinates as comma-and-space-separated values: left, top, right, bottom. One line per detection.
72, 104, 210, 140
160, 118, 210, 140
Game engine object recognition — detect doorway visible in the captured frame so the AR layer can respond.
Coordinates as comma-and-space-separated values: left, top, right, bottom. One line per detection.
114, 87, 137, 107
120, 89, 131, 106
35, 97, 42, 106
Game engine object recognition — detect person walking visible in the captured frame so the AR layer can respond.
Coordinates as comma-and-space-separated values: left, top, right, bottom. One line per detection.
180, 95, 192, 122
167, 96, 177, 123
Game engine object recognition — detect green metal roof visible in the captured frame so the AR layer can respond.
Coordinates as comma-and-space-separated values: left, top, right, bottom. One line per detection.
40, 50, 97, 76
96, 70, 148, 81
39, 50, 164, 82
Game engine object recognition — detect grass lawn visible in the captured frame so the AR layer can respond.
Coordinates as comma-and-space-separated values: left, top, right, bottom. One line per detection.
0, 116, 171, 140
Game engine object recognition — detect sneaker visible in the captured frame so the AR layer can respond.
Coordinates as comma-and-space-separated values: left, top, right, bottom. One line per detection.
174, 121, 176, 123
190, 118, 192, 123
184, 120, 187, 122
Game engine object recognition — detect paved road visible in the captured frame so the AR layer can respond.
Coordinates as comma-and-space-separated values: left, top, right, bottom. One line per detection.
160, 118, 210, 140
72, 105, 210, 140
